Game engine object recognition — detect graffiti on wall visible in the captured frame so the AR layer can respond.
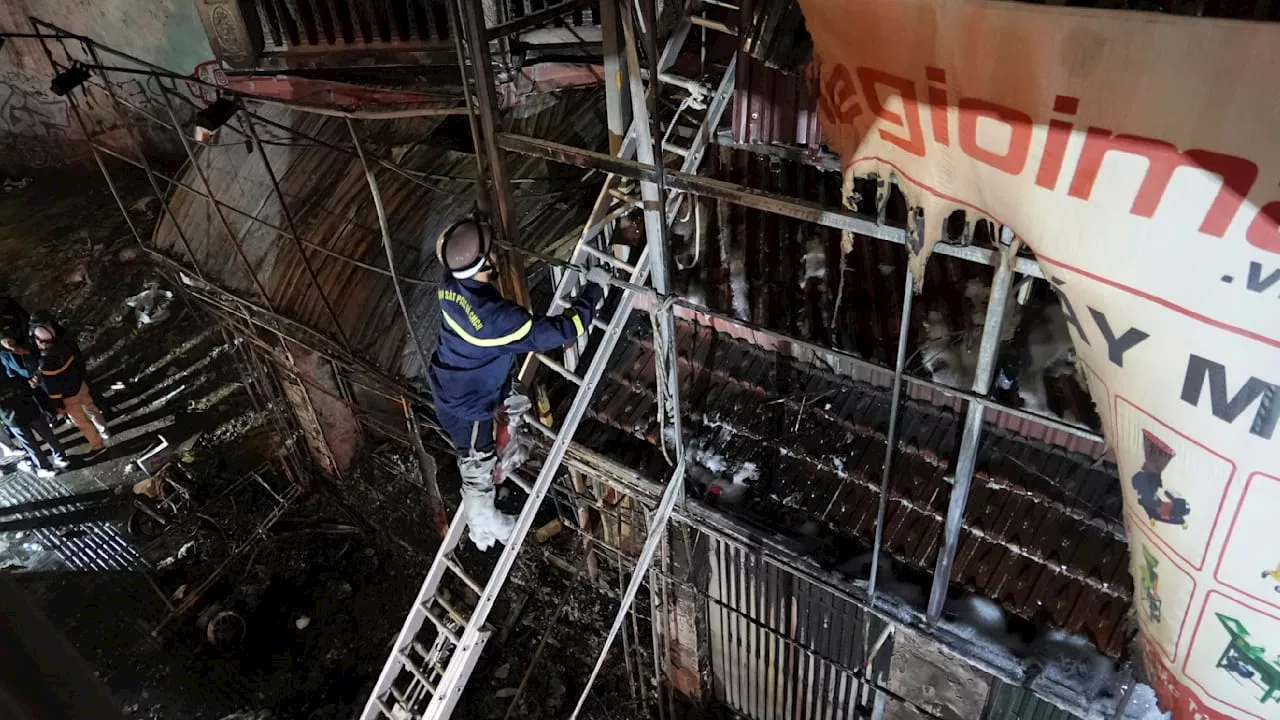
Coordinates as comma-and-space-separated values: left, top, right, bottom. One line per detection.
0, 77, 81, 169
0, 55, 222, 173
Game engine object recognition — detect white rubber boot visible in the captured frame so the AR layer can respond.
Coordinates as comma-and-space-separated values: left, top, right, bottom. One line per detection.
458, 452, 516, 551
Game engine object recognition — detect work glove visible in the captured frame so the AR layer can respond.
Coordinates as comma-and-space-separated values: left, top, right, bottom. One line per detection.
580, 281, 605, 310
585, 265, 613, 288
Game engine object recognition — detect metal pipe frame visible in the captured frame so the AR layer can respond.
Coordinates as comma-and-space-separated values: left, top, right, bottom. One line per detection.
87, 140, 438, 286
927, 240, 1018, 621
239, 103, 356, 352
862, 266, 913, 667
487, 0, 596, 40
235, 327, 422, 447
345, 118, 436, 381
570, 2, 691, 714
457, 0, 530, 308
154, 86, 278, 309
502, 232, 1103, 444
496, 132, 1044, 278
76, 42, 208, 281
176, 269, 428, 408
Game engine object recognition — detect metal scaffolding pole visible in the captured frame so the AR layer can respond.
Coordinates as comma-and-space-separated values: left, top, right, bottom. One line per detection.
239, 103, 356, 353
927, 236, 1018, 621
570, 1, 689, 714
496, 133, 1045, 278
155, 88, 278, 310
862, 266, 913, 669
76, 42, 207, 281
599, 0, 632, 155
345, 118, 435, 381
456, 0, 529, 307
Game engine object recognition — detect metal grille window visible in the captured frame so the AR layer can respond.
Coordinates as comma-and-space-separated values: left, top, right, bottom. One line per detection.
705, 536, 887, 720
505, 0, 601, 25
253, 0, 452, 52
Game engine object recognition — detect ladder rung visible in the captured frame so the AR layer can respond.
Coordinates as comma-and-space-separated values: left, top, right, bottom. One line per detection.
535, 352, 584, 385
389, 684, 410, 706
607, 187, 636, 204
581, 244, 637, 274
375, 696, 398, 718
690, 15, 735, 34
423, 606, 461, 645
657, 72, 709, 97
505, 470, 533, 494
663, 143, 690, 157
592, 317, 610, 332
702, 0, 739, 8
443, 555, 485, 595
523, 412, 555, 438
436, 595, 470, 627
399, 651, 438, 693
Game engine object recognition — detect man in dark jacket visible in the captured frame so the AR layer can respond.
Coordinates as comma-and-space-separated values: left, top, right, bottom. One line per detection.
33, 326, 108, 455
429, 217, 607, 550
0, 296, 28, 340
0, 380, 67, 478
1, 334, 57, 422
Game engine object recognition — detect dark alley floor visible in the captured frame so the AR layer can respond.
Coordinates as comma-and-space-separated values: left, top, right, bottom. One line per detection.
0, 167, 652, 720
0, 167, 437, 720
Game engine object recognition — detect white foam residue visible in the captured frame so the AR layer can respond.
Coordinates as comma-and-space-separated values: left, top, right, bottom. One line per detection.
1121, 683, 1170, 720
730, 246, 750, 320
732, 462, 759, 486
800, 236, 827, 288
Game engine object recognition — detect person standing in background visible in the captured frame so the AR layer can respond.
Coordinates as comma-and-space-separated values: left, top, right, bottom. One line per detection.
33, 325, 108, 457
0, 379, 67, 477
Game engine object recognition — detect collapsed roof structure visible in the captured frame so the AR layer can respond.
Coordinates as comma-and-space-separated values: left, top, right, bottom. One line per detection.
35, 0, 1279, 718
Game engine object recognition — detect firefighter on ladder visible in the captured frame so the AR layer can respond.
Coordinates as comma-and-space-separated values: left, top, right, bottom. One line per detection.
429, 214, 609, 551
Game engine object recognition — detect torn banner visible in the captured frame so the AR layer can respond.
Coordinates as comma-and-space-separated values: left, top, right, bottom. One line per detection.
795, 0, 1280, 717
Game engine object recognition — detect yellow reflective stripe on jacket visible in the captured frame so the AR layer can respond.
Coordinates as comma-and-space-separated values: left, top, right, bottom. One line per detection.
570, 311, 584, 337
42, 354, 75, 376
442, 311, 532, 348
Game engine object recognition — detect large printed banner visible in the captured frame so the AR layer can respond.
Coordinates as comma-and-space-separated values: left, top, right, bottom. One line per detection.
794, 1, 1280, 717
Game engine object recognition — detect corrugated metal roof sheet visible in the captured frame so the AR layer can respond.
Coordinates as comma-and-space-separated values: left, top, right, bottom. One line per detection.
733, 55, 823, 150
557, 319, 1131, 657
986, 681, 1081, 720
674, 147, 1103, 453
154, 88, 609, 383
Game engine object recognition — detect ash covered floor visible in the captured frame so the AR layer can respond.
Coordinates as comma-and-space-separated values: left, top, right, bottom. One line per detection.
0, 170, 656, 720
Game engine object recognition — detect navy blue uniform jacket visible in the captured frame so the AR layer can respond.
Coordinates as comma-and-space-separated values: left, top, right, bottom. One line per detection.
429, 276, 603, 423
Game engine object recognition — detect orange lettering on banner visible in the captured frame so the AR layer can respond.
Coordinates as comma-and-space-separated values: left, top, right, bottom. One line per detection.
1067, 132, 1258, 237
1247, 201, 1280, 253
815, 62, 1280, 256
957, 98, 1032, 176
855, 67, 926, 157
817, 63, 862, 126
1033, 96, 1079, 191
925, 66, 950, 146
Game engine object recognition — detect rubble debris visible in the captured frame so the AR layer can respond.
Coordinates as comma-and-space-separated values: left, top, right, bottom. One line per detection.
200, 607, 247, 648
295, 616, 311, 630
535, 519, 563, 543
1, 176, 33, 193
124, 286, 174, 327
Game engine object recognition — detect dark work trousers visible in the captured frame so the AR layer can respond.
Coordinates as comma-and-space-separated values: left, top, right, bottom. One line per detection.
30, 388, 58, 423
438, 411, 496, 457
8, 417, 66, 470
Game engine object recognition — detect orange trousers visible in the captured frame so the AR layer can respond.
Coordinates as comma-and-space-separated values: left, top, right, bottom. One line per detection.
62, 382, 107, 451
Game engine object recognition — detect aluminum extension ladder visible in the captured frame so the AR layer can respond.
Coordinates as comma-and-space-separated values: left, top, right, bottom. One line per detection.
360, 9, 736, 720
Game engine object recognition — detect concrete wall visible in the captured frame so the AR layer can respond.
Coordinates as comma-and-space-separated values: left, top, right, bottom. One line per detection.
0, 0, 213, 172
